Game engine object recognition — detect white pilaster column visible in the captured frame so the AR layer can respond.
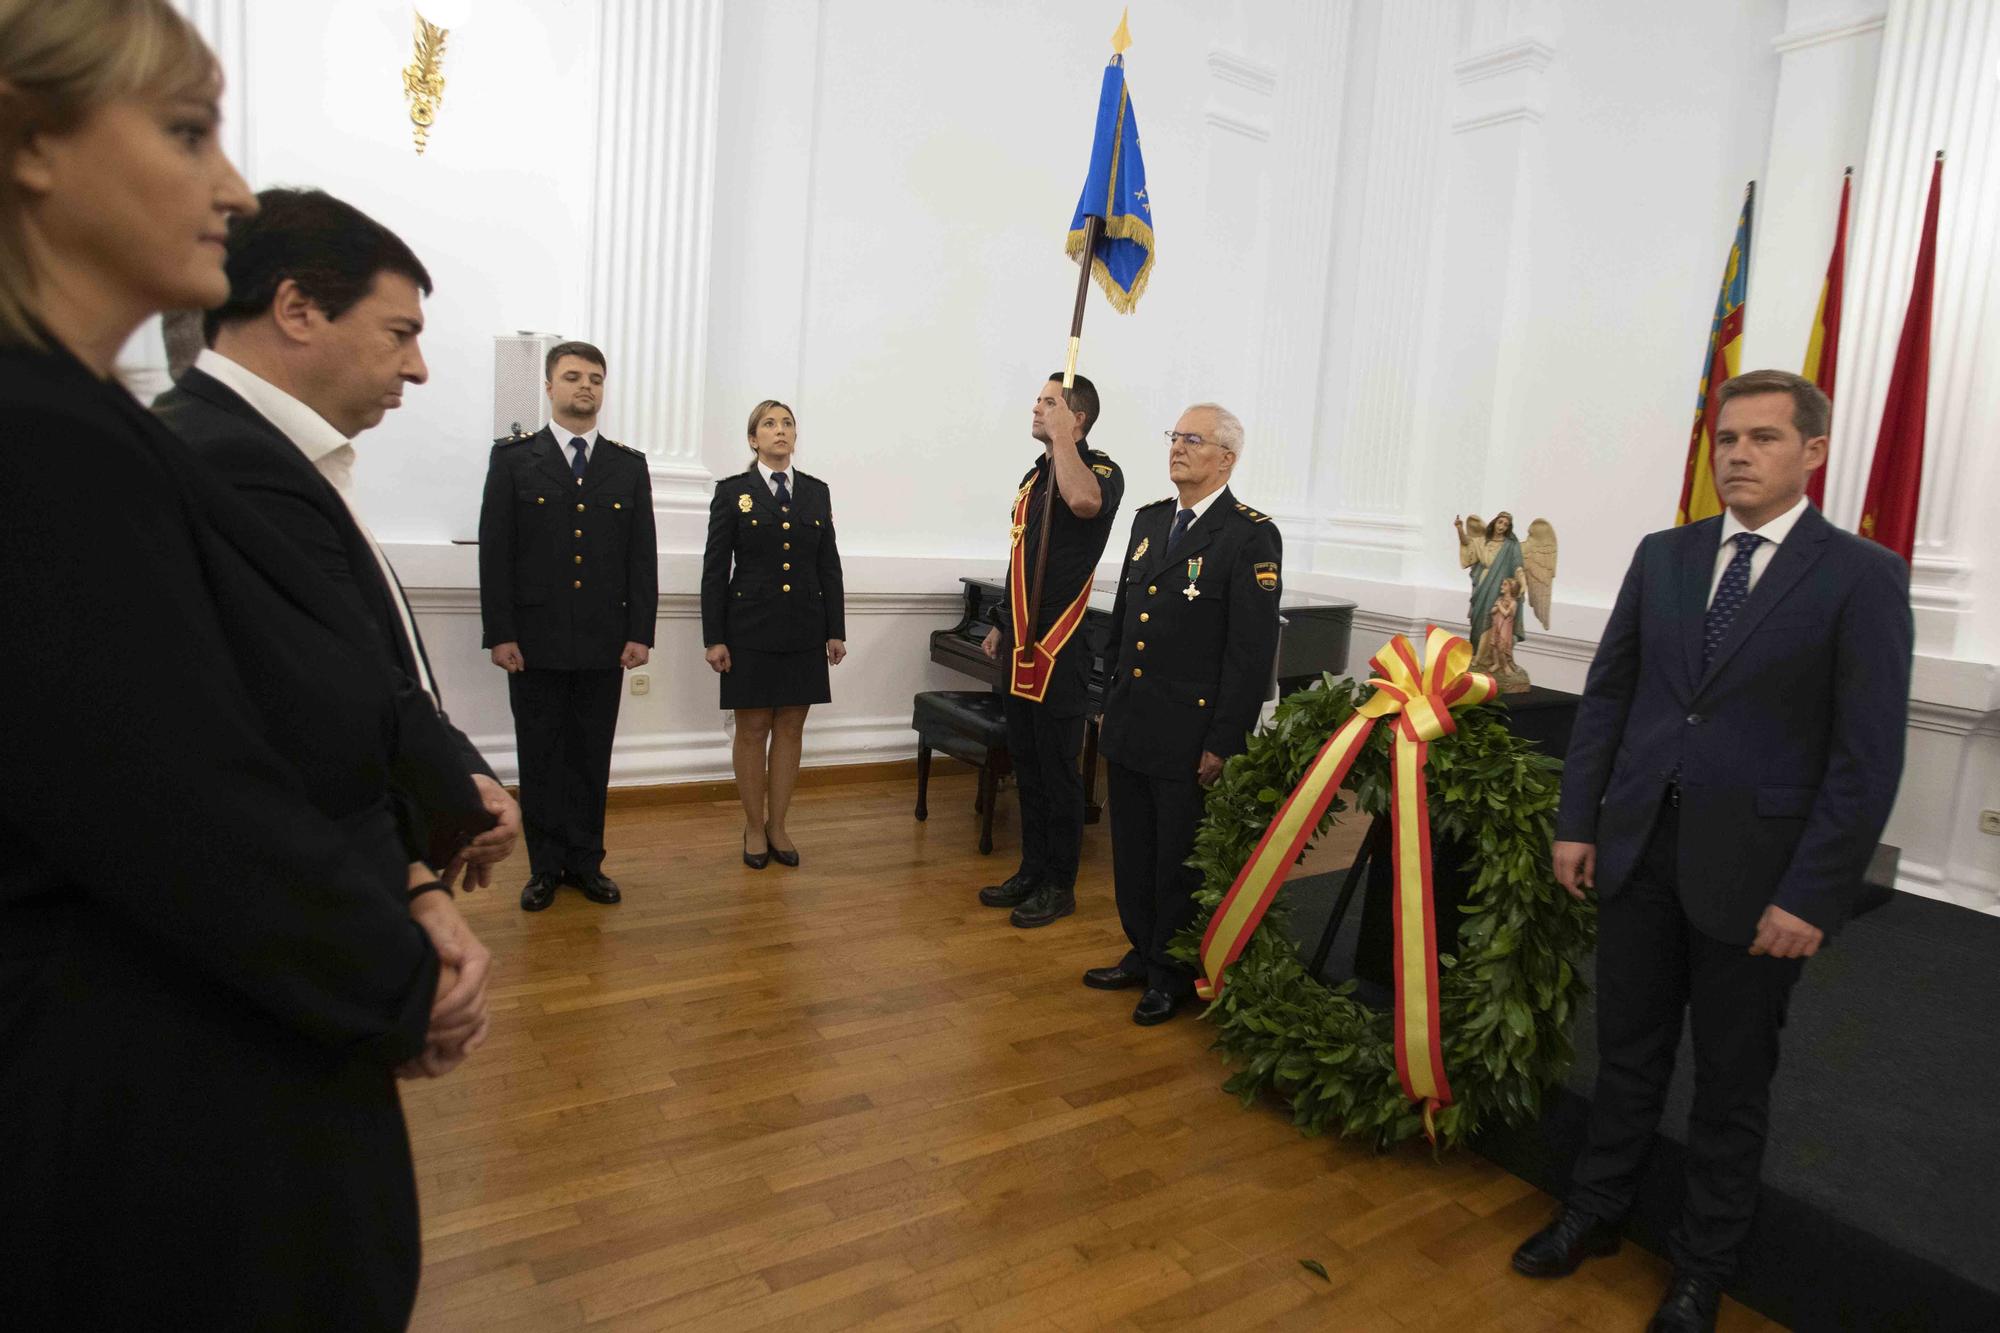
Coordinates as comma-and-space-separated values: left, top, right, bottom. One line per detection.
1825, 0, 2000, 657
1306, 0, 1455, 583
585, 0, 724, 547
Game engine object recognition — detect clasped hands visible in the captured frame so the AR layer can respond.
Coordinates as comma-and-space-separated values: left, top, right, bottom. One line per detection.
1552, 840, 1824, 958
397, 864, 493, 1080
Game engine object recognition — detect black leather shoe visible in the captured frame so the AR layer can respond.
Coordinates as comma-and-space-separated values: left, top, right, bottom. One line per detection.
1132, 989, 1180, 1025
520, 872, 560, 912
1647, 1272, 1721, 1333
1009, 883, 1074, 928
978, 872, 1040, 908
765, 827, 800, 868
568, 870, 622, 905
743, 832, 770, 870
1083, 965, 1145, 991
1511, 1208, 1621, 1278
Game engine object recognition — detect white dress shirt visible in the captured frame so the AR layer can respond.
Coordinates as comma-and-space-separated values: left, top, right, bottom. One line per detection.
194, 349, 435, 697
756, 459, 793, 496
1172, 482, 1228, 536
1709, 494, 1810, 606
551, 421, 599, 475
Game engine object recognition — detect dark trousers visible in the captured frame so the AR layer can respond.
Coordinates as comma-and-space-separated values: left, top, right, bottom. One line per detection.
508, 667, 623, 878
1107, 760, 1205, 995
1568, 805, 1806, 1282
1003, 696, 1086, 892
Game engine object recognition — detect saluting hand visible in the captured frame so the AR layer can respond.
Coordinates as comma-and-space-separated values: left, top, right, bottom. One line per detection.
827, 639, 848, 666
705, 644, 731, 674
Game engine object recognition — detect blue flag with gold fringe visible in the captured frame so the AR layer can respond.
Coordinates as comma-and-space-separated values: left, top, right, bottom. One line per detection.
1066, 44, 1154, 313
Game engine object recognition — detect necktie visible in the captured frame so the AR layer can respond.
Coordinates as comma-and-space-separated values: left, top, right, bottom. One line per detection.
1166, 507, 1196, 553
569, 439, 588, 483
774, 471, 791, 505
1703, 532, 1765, 671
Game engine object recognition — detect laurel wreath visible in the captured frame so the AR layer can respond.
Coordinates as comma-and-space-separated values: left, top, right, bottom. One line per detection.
1170, 677, 1595, 1149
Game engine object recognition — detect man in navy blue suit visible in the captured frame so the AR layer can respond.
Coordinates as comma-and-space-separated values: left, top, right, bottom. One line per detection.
1510, 370, 1913, 1332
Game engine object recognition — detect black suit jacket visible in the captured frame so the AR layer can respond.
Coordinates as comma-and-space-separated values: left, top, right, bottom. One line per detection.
1099, 489, 1284, 781
477, 425, 658, 671
1557, 505, 1913, 942
155, 367, 495, 866
700, 466, 845, 652
2, 338, 442, 1329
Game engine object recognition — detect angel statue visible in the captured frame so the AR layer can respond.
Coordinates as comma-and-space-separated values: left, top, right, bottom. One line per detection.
1454, 511, 1557, 693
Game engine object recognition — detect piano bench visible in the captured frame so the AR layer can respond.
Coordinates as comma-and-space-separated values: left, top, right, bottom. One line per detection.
911, 690, 1014, 854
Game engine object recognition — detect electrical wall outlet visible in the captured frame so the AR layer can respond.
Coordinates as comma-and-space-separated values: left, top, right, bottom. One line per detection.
629, 673, 650, 696
1981, 810, 2000, 836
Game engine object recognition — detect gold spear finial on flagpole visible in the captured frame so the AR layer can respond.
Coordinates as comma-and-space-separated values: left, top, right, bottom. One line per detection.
1111, 7, 1132, 54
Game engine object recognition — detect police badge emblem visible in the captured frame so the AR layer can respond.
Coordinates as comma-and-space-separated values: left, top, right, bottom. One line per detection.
737, 492, 753, 513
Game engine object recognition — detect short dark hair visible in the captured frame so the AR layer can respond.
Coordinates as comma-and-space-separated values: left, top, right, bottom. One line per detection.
546, 340, 607, 379
205, 188, 432, 343
1045, 372, 1100, 437
1716, 369, 1830, 441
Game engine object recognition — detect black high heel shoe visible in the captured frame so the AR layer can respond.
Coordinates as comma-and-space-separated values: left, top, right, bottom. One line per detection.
742, 831, 771, 870
765, 825, 800, 868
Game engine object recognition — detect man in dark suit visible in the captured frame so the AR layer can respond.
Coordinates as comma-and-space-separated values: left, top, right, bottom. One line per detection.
479, 341, 658, 911
977, 373, 1124, 929
1511, 371, 1913, 1332
1091, 403, 1282, 1024
154, 187, 508, 1074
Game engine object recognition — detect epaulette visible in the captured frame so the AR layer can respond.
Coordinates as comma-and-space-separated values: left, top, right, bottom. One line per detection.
492, 426, 534, 448
1137, 496, 1175, 511
608, 438, 646, 459
1233, 502, 1271, 523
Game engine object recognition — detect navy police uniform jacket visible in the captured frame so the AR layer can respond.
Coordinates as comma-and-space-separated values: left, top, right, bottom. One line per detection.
1099, 489, 1283, 780
700, 467, 846, 652
477, 426, 659, 671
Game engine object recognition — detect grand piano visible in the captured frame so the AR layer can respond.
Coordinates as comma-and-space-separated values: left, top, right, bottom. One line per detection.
928, 576, 1358, 819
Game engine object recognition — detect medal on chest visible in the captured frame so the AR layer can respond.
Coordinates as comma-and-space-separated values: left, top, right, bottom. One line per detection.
1183, 557, 1203, 600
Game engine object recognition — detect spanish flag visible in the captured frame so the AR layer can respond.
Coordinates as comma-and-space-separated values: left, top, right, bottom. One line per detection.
1859, 154, 1942, 563
1676, 184, 1754, 526
1802, 171, 1851, 509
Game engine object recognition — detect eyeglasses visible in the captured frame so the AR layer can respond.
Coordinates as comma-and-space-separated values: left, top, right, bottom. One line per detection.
1164, 431, 1210, 448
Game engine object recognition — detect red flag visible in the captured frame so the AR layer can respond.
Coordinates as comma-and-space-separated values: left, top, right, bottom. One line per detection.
1859, 154, 1942, 562
1802, 170, 1850, 507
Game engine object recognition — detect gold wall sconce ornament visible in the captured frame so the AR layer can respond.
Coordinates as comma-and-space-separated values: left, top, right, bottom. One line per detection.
402, 10, 450, 155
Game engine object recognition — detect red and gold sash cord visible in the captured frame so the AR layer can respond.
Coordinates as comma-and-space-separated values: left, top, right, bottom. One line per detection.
1195, 627, 1497, 1135
1006, 483, 1095, 703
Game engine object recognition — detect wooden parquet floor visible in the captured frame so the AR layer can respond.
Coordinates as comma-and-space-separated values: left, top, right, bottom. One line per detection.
402, 771, 1782, 1333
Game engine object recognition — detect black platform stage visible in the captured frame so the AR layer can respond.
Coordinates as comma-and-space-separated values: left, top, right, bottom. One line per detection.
1278, 871, 2000, 1331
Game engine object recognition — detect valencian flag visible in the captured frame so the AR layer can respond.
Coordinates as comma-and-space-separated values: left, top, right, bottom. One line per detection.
1802, 170, 1851, 508
1860, 153, 1943, 562
1676, 183, 1754, 526
1065, 10, 1155, 313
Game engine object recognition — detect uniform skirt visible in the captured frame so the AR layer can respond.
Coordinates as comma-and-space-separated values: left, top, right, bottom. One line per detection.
720, 644, 831, 710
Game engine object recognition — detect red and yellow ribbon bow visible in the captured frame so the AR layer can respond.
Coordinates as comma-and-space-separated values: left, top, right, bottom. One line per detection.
1195, 627, 1497, 1129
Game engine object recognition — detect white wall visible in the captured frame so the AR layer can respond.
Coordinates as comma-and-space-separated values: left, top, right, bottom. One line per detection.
165, 0, 1999, 911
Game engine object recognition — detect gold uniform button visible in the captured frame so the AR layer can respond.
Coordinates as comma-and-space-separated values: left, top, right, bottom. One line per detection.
573, 528, 582, 538
783, 542, 791, 550
535, 497, 545, 506
572, 579, 582, 589
782, 583, 792, 592
1136, 641, 1145, 651
751, 519, 759, 526
1131, 667, 1143, 678
573, 555, 583, 565
613, 502, 622, 510
1139, 612, 1149, 623
1198, 698, 1207, 707
782, 521, 791, 530
575, 503, 585, 513
782, 562, 791, 571
1147, 585, 1157, 595
781, 505, 790, 513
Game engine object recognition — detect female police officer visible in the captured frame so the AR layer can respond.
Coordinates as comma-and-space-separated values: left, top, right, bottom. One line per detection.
701, 400, 846, 868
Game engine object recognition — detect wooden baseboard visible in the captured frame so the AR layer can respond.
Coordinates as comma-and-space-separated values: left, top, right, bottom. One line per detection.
597, 757, 939, 809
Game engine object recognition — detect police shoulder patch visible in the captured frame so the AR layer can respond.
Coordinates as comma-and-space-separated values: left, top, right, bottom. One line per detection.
1090, 463, 1113, 477
1254, 560, 1280, 591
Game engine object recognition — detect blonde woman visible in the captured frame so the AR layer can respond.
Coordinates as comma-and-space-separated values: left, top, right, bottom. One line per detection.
1, 2, 483, 1325
700, 399, 846, 867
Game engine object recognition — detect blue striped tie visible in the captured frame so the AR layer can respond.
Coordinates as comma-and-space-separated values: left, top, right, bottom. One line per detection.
1703, 532, 1765, 672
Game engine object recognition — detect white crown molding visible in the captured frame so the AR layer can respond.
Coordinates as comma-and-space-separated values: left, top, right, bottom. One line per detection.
1772, 12, 1887, 56
1207, 48, 1277, 98
1452, 104, 1545, 134
1203, 105, 1274, 142
1452, 37, 1555, 85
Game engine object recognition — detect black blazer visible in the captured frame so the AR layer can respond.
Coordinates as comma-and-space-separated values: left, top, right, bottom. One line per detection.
700, 466, 846, 652
1100, 488, 1284, 780
1, 338, 443, 1328
155, 367, 494, 865
477, 425, 659, 671
1558, 505, 1913, 942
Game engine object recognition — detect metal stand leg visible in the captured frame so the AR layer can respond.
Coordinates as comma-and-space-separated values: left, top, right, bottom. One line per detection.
915, 743, 931, 821
1307, 815, 1388, 980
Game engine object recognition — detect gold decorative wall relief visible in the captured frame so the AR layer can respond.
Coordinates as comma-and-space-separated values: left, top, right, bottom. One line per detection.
402, 11, 450, 155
